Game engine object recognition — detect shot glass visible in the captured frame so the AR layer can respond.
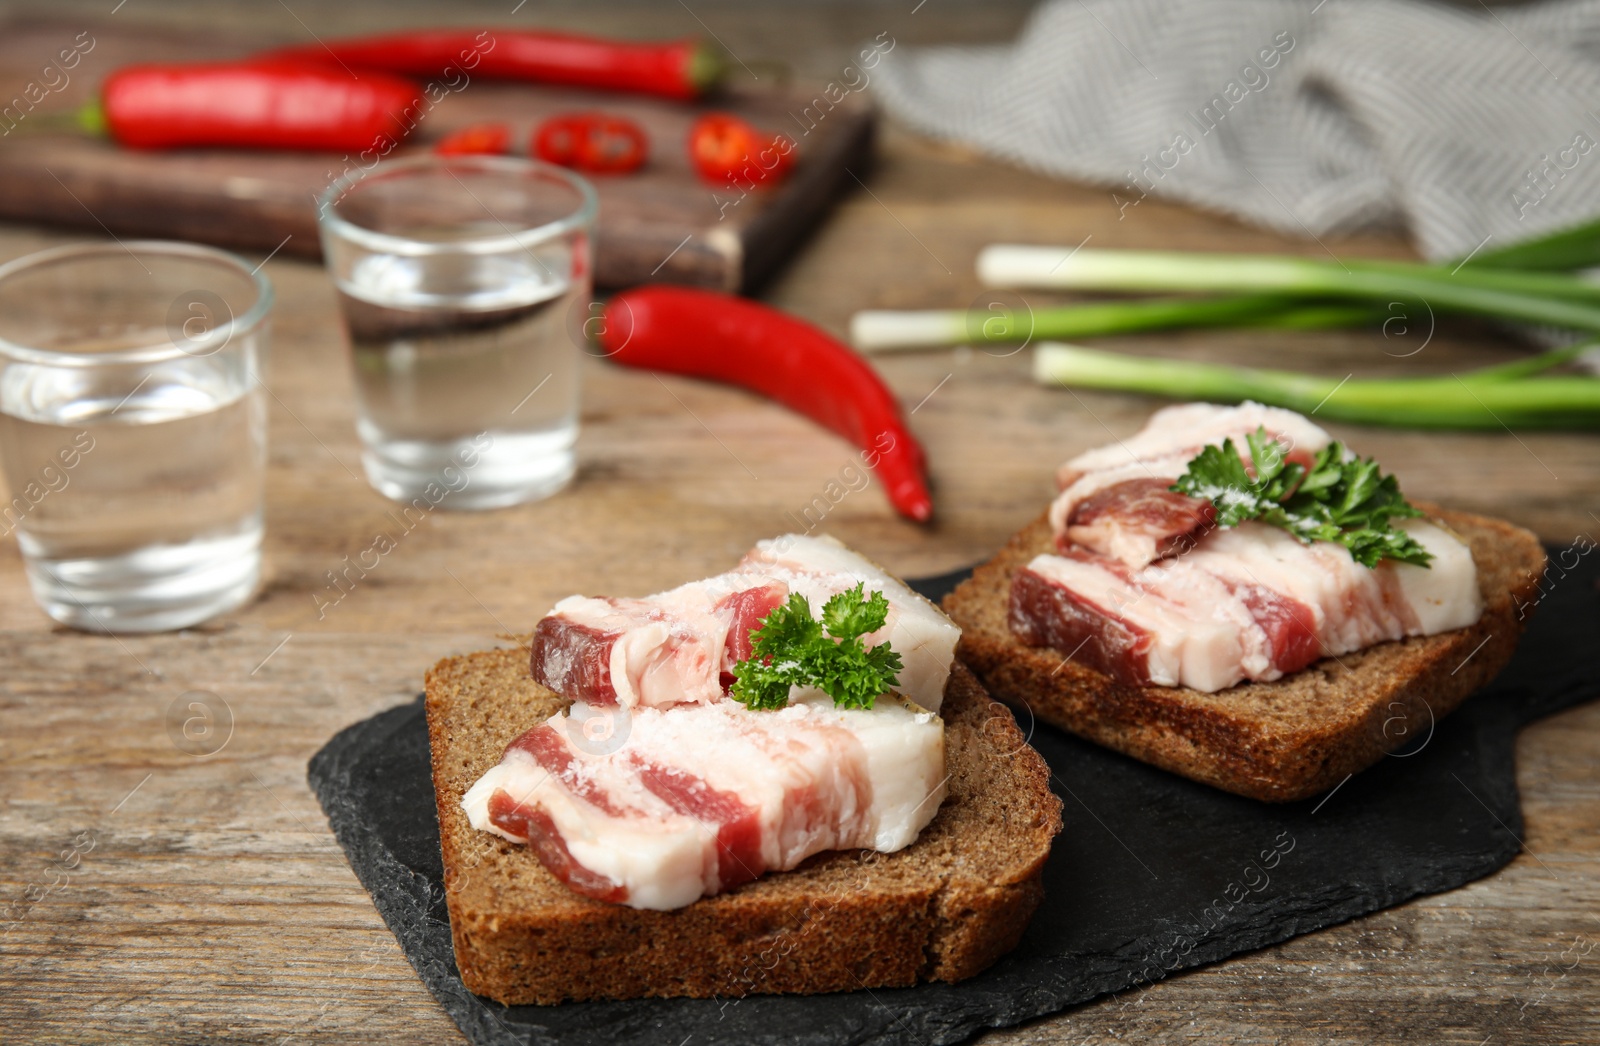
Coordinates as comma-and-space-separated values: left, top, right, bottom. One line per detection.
0, 241, 272, 633
317, 155, 597, 510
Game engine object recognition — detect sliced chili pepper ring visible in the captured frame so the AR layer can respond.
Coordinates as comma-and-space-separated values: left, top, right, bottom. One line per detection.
534, 112, 648, 174
688, 112, 794, 188
433, 122, 512, 156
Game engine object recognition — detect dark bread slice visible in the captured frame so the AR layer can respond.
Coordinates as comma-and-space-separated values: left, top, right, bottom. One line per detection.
425, 649, 1062, 1005
943, 506, 1545, 803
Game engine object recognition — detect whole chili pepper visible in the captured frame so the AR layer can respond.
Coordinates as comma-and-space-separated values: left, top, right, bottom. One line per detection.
89, 62, 421, 151
534, 112, 648, 174
257, 29, 727, 101
689, 112, 794, 188
433, 122, 512, 156
599, 287, 933, 523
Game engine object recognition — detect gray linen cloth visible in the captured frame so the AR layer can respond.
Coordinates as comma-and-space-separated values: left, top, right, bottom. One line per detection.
872, 0, 1600, 261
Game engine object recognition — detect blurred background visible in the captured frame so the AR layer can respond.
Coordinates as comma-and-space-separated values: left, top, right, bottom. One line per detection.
2, 0, 1593, 636
0, 2, 1596, 1044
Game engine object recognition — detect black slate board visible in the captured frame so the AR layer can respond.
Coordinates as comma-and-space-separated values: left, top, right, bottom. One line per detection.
308, 544, 1600, 1046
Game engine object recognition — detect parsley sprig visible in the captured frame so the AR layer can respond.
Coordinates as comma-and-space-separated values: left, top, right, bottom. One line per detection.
1169, 428, 1433, 569
730, 583, 904, 711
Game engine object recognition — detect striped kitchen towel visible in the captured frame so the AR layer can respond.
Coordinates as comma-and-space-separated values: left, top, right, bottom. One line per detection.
872, 0, 1600, 261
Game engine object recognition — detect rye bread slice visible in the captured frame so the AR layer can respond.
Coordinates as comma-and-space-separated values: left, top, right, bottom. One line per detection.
425, 650, 1062, 1005
943, 507, 1545, 803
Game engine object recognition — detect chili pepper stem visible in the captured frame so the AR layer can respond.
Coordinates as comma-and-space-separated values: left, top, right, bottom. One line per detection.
740, 58, 795, 89
688, 41, 732, 93
4, 101, 107, 137
76, 99, 107, 137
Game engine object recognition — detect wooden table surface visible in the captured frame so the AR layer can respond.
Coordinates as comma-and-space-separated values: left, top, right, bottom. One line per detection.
2, 3, 1596, 1044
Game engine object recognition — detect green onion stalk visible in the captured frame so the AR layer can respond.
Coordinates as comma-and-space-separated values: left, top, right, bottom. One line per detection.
977, 247, 1600, 330
853, 218, 1600, 429
1459, 216, 1600, 272
850, 294, 1379, 352
852, 218, 1600, 353
1033, 341, 1600, 430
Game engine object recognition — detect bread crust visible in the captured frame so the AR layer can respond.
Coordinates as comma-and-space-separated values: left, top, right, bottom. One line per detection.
425, 652, 1062, 1005
942, 506, 1545, 803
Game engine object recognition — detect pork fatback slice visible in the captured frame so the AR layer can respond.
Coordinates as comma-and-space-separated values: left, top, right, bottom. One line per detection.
740, 535, 961, 713
1053, 401, 1335, 487
530, 573, 789, 710
1059, 475, 1219, 567
461, 691, 946, 911
1011, 519, 1483, 692
1047, 402, 1335, 569
1010, 551, 1250, 689
1377, 518, 1483, 634
1184, 523, 1414, 656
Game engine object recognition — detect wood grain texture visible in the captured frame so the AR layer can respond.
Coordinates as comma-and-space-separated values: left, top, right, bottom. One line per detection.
0, 2, 1597, 1044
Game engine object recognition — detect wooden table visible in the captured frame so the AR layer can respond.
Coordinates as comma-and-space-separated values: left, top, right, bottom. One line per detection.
2, 3, 1596, 1044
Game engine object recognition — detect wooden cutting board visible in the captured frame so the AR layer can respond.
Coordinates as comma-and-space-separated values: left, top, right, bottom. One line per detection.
0, 19, 874, 290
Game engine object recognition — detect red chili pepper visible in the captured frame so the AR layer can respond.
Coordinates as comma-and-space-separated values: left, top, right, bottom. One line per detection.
533, 112, 648, 174
433, 122, 511, 156
91, 62, 421, 152
256, 29, 727, 101
689, 112, 794, 188
599, 287, 932, 523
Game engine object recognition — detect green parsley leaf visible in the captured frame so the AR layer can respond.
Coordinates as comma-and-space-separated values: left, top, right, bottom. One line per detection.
729, 582, 904, 711
821, 584, 891, 639
1169, 428, 1433, 569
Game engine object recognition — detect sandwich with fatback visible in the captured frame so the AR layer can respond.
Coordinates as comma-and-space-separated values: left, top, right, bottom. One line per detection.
944, 401, 1545, 802
426, 534, 1063, 1005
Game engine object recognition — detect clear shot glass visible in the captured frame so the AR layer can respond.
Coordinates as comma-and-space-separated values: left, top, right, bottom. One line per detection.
0, 241, 271, 632
318, 155, 597, 510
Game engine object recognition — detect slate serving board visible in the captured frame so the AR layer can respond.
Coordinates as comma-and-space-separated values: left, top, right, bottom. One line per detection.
0, 19, 873, 292
308, 546, 1599, 1046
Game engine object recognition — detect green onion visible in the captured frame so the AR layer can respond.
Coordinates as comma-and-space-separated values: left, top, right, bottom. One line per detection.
850, 294, 1378, 352
853, 218, 1600, 353
978, 246, 1600, 331
1033, 342, 1600, 429
1455, 339, 1597, 383
1460, 216, 1600, 272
